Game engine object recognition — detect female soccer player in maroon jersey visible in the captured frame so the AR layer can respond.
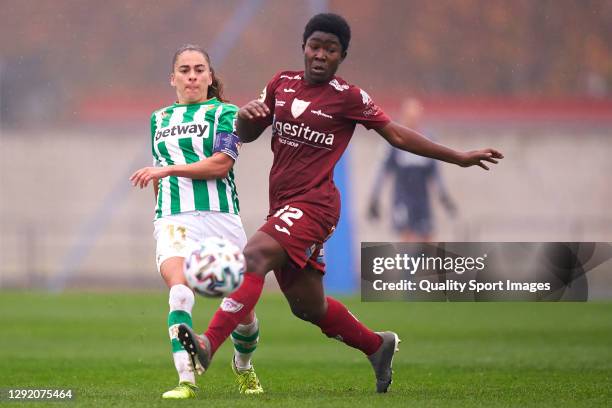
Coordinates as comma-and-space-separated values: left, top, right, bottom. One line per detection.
179, 13, 503, 393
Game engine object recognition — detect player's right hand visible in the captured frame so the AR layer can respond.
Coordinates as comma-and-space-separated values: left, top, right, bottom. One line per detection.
130, 166, 168, 189
238, 100, 270, 120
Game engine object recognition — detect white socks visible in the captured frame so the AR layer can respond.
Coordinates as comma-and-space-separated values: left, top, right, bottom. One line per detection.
173, 351, 195, 384
231, 317, 260, 371
168, 284, 195, 384
169, 284, 194, 312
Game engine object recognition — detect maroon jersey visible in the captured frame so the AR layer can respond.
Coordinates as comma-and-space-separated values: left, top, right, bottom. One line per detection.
256, 70, 390, 219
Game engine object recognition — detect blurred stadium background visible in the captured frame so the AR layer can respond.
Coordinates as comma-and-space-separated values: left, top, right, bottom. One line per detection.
1, 0, 611, 295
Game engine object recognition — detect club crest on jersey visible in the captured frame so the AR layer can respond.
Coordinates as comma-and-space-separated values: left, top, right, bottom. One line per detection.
291, 98, 311, 119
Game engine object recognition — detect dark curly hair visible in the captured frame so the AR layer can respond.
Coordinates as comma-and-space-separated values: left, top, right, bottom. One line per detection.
303, 13, 351, 55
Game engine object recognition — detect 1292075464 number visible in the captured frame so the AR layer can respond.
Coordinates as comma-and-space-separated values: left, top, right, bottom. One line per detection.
3, 389, 74, 400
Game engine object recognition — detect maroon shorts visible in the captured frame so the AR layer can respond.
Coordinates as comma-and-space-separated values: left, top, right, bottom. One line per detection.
258, 202, 337, 290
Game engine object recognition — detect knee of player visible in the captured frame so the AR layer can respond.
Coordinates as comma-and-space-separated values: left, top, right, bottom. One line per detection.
243, 245, 271, 275
169, 283, 194, 310
243, 232, 287, 275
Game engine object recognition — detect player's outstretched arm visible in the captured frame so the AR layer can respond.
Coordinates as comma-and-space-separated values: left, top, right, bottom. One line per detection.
130, 153, 234, 189
376, 121, 504, 170
236, 100, 271, 143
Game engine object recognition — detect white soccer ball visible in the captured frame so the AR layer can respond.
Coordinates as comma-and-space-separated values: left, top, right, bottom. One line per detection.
183, 237, 245, 297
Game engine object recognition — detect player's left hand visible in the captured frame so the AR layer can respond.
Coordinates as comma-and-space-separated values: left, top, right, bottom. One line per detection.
459, 148, 503, 170
130, 166, 169, 188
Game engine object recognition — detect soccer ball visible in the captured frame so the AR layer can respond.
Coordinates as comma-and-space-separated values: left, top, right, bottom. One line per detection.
183, 237, 245, 297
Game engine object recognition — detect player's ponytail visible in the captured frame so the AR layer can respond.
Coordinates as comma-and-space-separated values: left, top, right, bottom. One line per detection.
171, 44, 228, 102
207, 67, 227, 102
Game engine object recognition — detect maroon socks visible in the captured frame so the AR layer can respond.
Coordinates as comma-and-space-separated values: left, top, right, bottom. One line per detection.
317, 297, 382, 355
204, 272, 265, 354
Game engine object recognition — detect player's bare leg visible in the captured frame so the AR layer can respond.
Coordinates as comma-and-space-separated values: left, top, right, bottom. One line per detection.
277, 266, 327, 323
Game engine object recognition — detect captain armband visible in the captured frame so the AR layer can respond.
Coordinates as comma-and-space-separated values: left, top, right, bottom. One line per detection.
213, 132, 241, 161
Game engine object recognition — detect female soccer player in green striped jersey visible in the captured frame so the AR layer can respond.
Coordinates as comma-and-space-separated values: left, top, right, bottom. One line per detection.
130, 45, 263, 399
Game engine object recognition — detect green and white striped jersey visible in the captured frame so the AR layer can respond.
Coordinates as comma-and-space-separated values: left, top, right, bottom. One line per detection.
151, 98, 240, 219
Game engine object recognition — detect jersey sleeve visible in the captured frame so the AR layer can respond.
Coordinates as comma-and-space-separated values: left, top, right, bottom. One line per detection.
216, 104, 239, 133
343, 86, 391, 130
213, 104, 240, 161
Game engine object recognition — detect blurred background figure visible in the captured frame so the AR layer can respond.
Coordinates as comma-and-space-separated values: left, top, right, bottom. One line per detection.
367, 98, 457, 242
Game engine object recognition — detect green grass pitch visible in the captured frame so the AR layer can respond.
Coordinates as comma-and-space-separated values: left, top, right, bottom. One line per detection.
0, 292, 611, 407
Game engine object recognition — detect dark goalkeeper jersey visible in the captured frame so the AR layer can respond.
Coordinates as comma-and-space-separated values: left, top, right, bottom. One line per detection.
255, 70, 390, 219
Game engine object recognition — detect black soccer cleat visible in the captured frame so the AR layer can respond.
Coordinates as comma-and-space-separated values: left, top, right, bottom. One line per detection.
367, 331, 401, 393
178, 324, 212, 375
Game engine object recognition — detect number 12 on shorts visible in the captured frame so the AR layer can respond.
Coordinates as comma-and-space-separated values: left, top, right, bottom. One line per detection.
273, 205, 303, 236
